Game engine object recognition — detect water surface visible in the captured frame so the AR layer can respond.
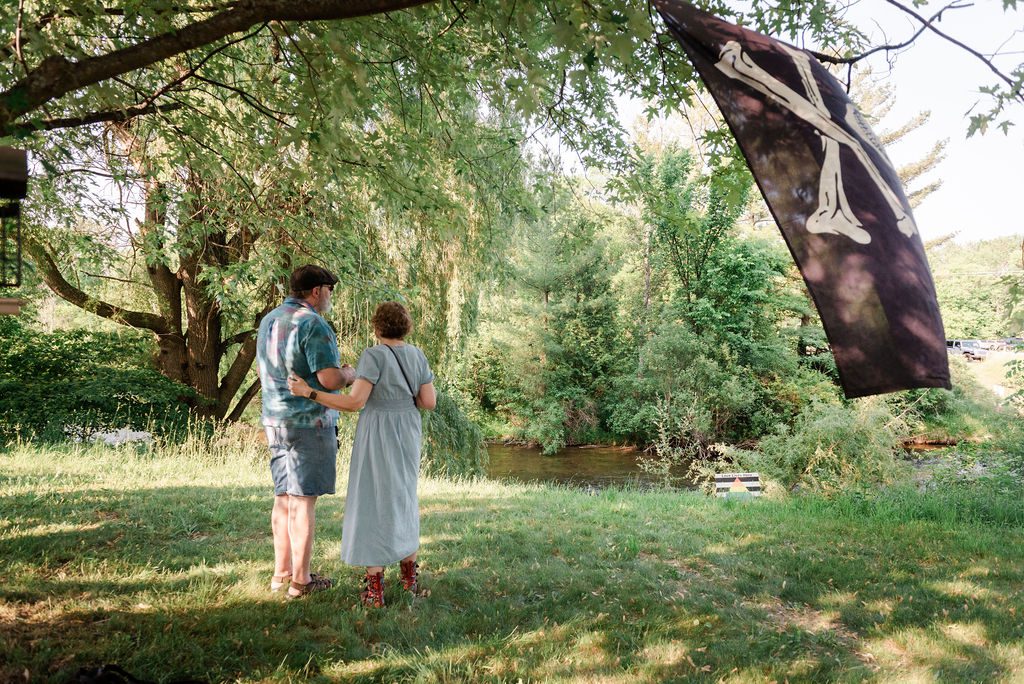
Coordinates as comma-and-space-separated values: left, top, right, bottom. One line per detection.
485, 443, 689, 489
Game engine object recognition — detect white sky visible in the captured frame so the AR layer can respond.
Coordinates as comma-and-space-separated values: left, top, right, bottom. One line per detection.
845, 0, 1024, 243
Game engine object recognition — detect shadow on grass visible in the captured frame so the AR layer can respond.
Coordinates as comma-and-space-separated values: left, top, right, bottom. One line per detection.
3, 478, 1024, 682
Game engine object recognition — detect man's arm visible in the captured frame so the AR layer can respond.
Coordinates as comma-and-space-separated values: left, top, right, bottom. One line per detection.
316, 363, 355, 390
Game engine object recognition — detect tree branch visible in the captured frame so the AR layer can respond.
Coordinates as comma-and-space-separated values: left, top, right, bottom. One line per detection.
217, 304, 271, 416
24, 235, 170, 334
192, 73, 293, 124
226, 377, 261, 422
8, 102, 184, 135
808, 1, 971, 65
140, 22, 272, 108
220, 328, 257, 352
883, 0, 1023, 102
0, 0, 436, 136
81, 270, 154, 287
809, 0, 1022, 106
137, 177, 185, 336
218, 333, 257, 413
37, 4, 240, 22
14, 0, 29, 76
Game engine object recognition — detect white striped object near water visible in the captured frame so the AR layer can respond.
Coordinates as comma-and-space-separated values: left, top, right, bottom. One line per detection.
715, 472, 762, 498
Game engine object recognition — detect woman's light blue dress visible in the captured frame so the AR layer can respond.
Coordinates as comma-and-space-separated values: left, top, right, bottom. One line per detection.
341, 343, 434, 566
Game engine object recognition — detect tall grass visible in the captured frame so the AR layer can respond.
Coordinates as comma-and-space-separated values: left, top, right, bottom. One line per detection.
794, 482, 1024, 528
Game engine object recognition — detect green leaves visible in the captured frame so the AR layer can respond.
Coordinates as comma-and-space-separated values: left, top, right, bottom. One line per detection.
0, 318, 195, 440
929, 235, 1022, 339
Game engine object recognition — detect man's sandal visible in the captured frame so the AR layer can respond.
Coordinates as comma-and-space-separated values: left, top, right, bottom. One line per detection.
287, 573, 333, 599
270, 572, 292, 593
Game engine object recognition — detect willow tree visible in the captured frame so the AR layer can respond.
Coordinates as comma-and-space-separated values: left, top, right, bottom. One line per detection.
19, 13, 536, 419
5, 0, 1011, 417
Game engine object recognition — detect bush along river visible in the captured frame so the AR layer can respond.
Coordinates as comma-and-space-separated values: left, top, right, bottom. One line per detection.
485, 443, 692, 490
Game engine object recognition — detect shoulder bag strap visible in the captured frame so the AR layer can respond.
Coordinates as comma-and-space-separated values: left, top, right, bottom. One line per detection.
382, 344, 417, 404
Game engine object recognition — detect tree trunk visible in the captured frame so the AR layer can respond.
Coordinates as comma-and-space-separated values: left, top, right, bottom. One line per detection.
181, 267, 222, 417
140, 178, 190, 384
178, 174, 224, 417
156, 332, 189, 384
643, 224, 652, 325
28, 162, 271, 422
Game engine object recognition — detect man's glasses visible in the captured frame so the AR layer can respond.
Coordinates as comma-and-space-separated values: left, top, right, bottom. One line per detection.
320, 284, 334, 292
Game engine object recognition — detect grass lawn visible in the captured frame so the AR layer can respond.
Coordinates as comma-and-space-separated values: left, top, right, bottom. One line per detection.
3, 441, 1024, 683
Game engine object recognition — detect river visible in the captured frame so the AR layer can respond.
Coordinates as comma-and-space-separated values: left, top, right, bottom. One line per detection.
485, 443, 690, 489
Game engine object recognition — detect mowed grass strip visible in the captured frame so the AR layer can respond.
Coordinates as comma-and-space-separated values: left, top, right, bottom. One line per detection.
3, 442, 1024, 683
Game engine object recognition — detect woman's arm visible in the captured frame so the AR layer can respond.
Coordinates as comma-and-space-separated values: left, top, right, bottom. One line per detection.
416, 382, 436, 411
288, 374, 373, 412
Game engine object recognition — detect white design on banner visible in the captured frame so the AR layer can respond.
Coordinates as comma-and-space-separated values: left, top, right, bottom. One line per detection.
715, 40, 918, 244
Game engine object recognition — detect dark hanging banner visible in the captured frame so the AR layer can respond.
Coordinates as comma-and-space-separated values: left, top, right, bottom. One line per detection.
655, 0, 950, 398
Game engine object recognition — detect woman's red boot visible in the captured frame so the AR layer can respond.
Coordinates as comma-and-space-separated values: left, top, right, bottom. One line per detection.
399, 560, 419, 594
360, 571, 385, 608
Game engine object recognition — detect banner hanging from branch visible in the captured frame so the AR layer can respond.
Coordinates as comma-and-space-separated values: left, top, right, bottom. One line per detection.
655, 0, 950, 398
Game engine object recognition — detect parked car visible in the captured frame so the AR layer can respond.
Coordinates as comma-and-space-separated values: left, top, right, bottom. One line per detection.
1000, 337, 1024, 351
946, 339, 989, 361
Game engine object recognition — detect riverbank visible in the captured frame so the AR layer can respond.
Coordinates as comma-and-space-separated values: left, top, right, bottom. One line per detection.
4, 442, 1024, 682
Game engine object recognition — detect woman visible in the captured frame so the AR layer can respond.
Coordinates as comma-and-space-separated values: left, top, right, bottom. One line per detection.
288, 301, 435, 608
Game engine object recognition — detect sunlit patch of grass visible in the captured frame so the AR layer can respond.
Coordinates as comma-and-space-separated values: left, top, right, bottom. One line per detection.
930, 579, 996, 601
865, 626, 1007, 682
941, 621, 989, 648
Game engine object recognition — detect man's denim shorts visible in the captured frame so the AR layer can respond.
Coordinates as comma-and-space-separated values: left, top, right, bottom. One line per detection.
266, 425, 338, 496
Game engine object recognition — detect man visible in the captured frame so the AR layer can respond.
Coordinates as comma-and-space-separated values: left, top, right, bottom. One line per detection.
256, 264, 355, 598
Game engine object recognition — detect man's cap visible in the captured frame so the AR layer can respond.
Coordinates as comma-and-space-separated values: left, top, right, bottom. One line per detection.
290, 265, 338, 293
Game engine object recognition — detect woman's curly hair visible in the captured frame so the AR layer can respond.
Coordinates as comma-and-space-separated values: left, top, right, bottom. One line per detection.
372, 301, 413, 339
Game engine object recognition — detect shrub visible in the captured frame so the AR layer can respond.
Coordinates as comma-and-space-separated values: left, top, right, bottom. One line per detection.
1007, 356, 1024, 412
886, 358, 999, 441
609, 320, 840, 449
992, 417, 1024, 475
523, 399, 569, 455
637, 399, 705, 488
724, 399, 909, 493
0, 317, 195, 441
